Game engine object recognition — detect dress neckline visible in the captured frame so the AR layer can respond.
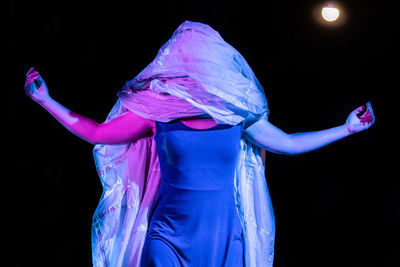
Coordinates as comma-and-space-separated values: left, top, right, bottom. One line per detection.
177, 119, 222, 131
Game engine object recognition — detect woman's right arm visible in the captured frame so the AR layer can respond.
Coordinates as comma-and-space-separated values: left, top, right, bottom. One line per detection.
25, 68, 154, 145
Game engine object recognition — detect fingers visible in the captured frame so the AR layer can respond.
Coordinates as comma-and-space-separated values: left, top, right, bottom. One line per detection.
25, 74, 38, 87
359, 113, 373, 124
27, 70, 38, 79
24, 69, 39, 91
24, 77, 36, 91
356, 104, 367, 117
25, 68, 39, 84
359, 101, 375, 125
26, 67, 34, 77
366, 101, 375, 122
37, 73, 45, 83
26, 67, 41, 81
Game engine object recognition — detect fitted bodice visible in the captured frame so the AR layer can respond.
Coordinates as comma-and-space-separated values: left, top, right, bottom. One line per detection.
154, 119, 243, 190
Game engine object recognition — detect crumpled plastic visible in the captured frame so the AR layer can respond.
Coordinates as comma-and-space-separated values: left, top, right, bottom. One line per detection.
92, 21, 275, 267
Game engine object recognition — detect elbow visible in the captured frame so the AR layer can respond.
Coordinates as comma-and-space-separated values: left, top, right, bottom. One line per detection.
85, 136, 99, 146
280, 149, 301, 156
85, 124, 102, 145
264, 135, 303, 156
261, 143, 301, 156
284, 135, 304, 156
246, 134, 302, 156
282, 150, 300, 156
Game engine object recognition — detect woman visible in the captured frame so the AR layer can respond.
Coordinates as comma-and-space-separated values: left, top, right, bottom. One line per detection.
25, 21, 374, 267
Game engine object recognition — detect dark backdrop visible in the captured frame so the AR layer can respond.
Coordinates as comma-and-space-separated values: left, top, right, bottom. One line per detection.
6, 0, 397, 266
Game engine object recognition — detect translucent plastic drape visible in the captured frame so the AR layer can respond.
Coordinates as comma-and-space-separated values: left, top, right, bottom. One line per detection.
92, 21, 275, 267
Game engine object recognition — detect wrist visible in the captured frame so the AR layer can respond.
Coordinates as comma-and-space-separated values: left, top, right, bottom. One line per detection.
343, 124, 353, 136
37, 96, 53, 108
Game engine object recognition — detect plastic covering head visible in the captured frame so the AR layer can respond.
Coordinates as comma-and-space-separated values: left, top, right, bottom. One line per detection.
92, 21, 275, 267
118, 21, 268, 128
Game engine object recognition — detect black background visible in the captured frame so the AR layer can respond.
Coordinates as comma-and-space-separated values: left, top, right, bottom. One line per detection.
6, 0, 398, 266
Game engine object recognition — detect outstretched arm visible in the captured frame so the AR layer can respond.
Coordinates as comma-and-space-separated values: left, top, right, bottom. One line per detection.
24, 68, 154, 145
244, 103, 375, 155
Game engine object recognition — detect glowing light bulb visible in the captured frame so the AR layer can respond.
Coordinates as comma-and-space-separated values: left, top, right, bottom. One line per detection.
321, 4, 340, 22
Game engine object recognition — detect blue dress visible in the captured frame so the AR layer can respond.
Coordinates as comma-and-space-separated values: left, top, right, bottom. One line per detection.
141, 117, 245, 267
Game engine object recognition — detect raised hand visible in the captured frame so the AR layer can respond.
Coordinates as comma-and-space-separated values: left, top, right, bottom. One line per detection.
345, 102, 375, 134
24, 67, 50, 104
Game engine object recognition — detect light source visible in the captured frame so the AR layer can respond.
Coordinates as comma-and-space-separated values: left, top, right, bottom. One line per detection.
321, 3, 340, 22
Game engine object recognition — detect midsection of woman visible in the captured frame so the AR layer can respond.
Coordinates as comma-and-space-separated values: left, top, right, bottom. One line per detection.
141, 116, 245, 267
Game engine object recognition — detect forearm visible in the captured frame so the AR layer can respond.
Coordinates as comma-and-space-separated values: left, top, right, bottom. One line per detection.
244, 120, 353, 156
39, 97, 99, 144
25, 68, 156, 145
290, 124, 350, 155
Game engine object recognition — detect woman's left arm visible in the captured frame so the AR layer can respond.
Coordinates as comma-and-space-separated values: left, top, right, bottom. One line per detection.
244, 102, 375, 155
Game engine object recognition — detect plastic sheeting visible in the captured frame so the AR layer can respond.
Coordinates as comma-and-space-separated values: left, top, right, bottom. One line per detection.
92, 21, 275, 267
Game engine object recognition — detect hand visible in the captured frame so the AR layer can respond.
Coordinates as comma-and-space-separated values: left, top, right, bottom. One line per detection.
24, 67, 50, 104
345, 102, 375, 134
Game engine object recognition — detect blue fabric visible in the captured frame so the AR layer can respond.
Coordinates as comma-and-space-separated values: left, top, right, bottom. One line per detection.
141, 119, 245, 267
